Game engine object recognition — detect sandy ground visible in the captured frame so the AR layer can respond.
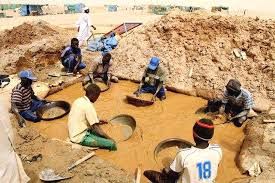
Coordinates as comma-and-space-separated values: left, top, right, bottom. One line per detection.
1, 9, 274, 183
0, 11, 161, 32
29, 81, 247, 183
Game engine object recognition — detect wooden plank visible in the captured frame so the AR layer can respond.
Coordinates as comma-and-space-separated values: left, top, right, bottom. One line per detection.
68, 152, 95, 171
104, 22, 142, 37
263, 119, 275, 123
135, 166, 141, 183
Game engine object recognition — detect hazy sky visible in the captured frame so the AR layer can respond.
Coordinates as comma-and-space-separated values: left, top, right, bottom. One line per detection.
1, 0, 275, 12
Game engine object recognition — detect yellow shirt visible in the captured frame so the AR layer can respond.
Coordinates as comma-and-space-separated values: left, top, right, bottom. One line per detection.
68, 96, 99, 143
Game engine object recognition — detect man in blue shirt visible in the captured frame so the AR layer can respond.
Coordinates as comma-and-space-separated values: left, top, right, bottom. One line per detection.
61, 38, 86, 73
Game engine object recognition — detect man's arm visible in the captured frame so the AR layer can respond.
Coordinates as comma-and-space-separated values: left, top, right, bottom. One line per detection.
135, 70, 146, 95
11, 102, 21, 111
219, 90, 229, 114
11, 89, 23, 110
73, 52, 82, 73
90, 123, 112, 139
85, 104, 113, 140
151, 68, 166, 101
151, 80, 163, 101
60, 47, 69, 61
230, 110, 249, 120
168, 152, 184, 181
162, 167, 180, 182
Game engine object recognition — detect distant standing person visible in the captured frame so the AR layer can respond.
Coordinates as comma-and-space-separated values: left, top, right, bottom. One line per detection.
144, 118, 222, 183
76, 7, 96, 46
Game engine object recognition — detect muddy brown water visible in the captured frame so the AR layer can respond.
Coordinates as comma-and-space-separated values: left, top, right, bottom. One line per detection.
30, 81, 247, 183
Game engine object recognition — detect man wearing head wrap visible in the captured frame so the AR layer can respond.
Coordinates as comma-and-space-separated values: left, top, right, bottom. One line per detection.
219, 79, 254, 127
134, 57, 166, 101
76, 7, 96, 46
143, 118, 222, 183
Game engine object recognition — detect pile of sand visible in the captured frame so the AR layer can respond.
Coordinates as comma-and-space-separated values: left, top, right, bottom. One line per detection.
0, 21, 57, 50
10, 116, 133, 183
0, 21, 74, 75
238, 115, 275, 182
111, 11, 275, 110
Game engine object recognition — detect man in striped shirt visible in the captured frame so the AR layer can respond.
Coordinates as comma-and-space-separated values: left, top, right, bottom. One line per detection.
11, 70, 45, 122
219, 79, 254, 127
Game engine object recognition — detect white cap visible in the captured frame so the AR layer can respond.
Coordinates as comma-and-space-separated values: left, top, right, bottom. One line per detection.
83, 7, 89, 11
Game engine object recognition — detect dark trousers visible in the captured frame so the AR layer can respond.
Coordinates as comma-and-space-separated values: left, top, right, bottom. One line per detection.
140, 84, 165, 99
19, 99, 45, 122
62, 55, 86, 72
207, 99, 248, 127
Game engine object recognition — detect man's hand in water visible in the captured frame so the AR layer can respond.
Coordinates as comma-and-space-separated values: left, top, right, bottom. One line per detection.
151, 95, 157, 102
134, 90, 141, 97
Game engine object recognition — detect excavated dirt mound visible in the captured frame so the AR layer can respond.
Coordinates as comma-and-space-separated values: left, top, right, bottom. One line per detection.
10, 116, 133, 183
111, 11, 275, 110
0, 22, 57, 50
0, 21, 74, 74
237, 114, 275, 183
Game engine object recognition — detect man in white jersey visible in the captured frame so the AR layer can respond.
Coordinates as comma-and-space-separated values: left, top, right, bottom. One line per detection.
144, 118, 222, 183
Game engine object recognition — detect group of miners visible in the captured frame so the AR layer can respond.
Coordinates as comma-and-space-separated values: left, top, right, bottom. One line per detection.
2, 6, 255, 183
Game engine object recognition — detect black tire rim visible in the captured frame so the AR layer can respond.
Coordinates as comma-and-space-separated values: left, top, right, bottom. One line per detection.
154, 138, 194, 163
94, 78, 110, 92
109, 114, 136, 141
37, 101, 71, 121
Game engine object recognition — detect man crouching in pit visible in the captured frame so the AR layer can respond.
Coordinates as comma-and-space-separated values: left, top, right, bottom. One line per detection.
208, 79, 254, 127
68, 84, 117, 150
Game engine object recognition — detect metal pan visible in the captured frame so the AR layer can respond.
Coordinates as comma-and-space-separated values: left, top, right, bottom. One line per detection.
109, 114, 136, 141
92, 77, 110, 92
126, 95, 154, 107
154, 138, 194, 162
36, 101, 71, 121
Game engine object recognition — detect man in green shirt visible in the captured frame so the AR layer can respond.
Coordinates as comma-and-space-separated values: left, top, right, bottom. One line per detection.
135, 57, 166, 101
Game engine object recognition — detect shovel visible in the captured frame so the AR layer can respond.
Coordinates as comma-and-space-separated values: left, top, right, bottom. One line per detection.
39, 152, 95, 182
39, 169, 73, 182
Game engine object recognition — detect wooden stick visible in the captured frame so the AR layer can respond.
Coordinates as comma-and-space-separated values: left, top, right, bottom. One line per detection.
68, 152, 95, 171
263, 119, 275, 123
135, 166, 141, 183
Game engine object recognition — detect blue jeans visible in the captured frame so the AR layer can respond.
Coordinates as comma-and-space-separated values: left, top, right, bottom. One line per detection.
62, 55, 86, 72
141, 84, 165, 99
19, 99, 45, 122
